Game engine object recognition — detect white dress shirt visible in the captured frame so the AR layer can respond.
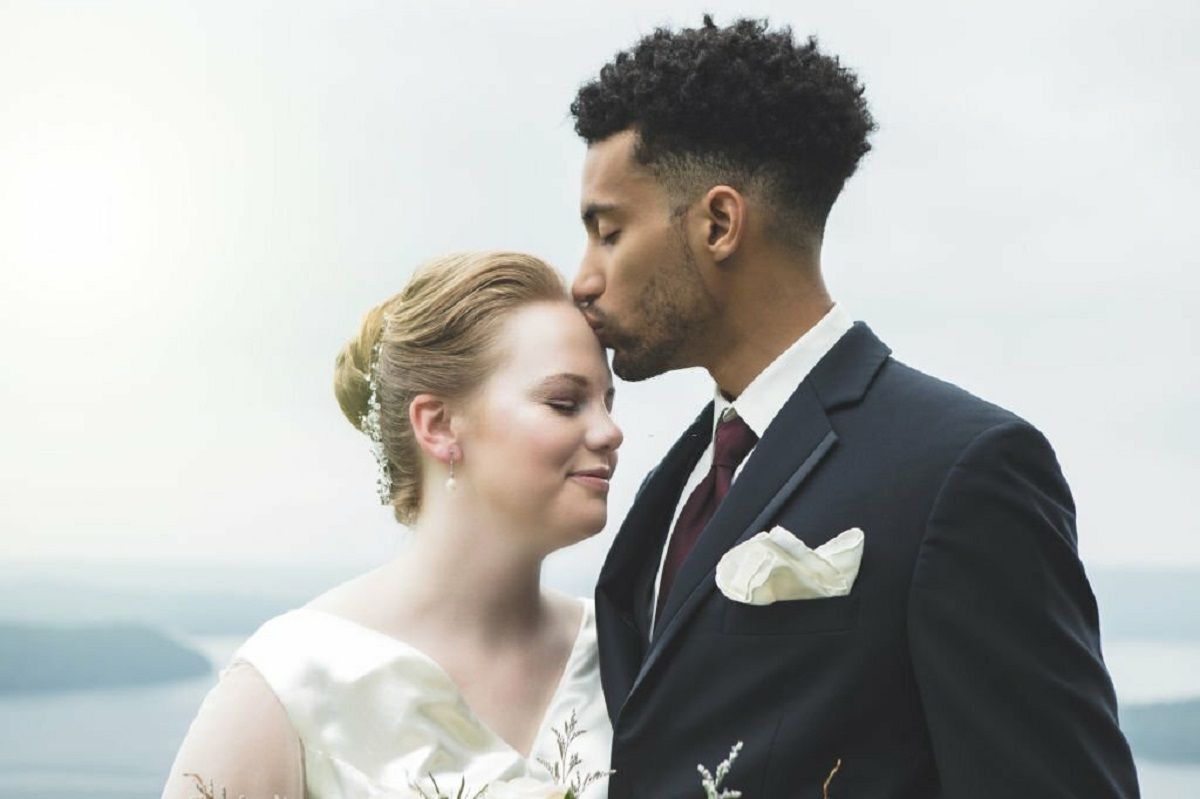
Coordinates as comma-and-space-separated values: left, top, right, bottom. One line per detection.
648, 304, 854, 635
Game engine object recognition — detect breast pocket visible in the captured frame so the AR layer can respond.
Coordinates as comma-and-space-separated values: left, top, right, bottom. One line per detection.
720, 593, 861, 636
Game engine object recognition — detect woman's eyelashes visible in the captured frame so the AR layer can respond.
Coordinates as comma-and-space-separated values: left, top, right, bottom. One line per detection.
547, 392, 616, 416
546, 397, 582, 415
600, 229, 620, 246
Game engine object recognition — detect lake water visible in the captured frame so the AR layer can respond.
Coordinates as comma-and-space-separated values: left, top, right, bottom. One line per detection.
0, 636, 1196, 798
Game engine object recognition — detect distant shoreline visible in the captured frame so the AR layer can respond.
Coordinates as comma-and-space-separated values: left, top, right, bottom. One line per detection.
1, 562, 1198, 765
0, 622, 210, 694
1122, 698, 1200, 764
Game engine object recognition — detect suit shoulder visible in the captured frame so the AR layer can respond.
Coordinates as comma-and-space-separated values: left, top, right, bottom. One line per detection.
845, 357, 1063, 479
848, 359, 1074, 535
872, 357, 1029, 435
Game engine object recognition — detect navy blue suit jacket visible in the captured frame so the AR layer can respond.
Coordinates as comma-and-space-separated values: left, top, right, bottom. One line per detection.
595, 323, 1139, 798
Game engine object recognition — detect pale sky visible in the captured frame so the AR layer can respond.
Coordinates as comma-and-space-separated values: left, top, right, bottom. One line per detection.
1, 0, 1197, 581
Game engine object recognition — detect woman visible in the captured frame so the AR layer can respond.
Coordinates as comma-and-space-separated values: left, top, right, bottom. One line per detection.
162, 252, 622, 798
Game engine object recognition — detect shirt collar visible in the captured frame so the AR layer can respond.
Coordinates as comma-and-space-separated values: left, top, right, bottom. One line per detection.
711, 304, 854, 439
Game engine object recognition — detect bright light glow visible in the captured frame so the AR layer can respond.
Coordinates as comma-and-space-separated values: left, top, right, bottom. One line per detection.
2, 136, 151, 275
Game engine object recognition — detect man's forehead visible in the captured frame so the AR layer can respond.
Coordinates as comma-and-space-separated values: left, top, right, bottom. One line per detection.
585, 129, 638, 171
581, 130, 650, 211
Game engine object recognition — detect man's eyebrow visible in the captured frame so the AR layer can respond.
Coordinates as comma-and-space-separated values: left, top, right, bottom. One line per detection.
581, 202, 618, 224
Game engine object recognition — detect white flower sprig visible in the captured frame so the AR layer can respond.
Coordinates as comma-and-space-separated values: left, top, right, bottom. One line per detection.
536, 710, 614, 797
407, 773, 488, 799
698, 741, 743, 799
185, 772, 283, 799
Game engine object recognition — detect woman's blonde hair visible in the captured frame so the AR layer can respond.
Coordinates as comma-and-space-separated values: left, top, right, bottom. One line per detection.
333, 251, 567, 523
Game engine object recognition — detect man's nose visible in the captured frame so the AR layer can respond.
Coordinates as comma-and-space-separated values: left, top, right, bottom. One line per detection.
572, 255, 605, 307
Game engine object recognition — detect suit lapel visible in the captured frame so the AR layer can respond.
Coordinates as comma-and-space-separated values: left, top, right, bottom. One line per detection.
595, 404, 712, 717
625, 322, 893, 709
627, 384, 836, 701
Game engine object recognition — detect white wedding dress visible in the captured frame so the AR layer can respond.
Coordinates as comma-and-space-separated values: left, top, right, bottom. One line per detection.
172, 599, 611, 799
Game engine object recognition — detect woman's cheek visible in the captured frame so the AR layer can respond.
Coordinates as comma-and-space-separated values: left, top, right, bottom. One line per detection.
525, 418, 581, 472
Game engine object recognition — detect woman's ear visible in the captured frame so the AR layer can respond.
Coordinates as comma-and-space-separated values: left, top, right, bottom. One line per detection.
409, 393, 457, 463
699, 185, 746, 263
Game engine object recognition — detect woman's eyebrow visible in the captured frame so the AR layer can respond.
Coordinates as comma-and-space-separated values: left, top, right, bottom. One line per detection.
537, 373, 615, 397
538, 373, 590, 389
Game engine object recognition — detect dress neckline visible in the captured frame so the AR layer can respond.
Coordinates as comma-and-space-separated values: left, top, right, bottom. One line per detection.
291, 599, 593, 761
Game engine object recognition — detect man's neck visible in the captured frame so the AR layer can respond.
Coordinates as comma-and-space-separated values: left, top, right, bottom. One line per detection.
705, 270, 834, 399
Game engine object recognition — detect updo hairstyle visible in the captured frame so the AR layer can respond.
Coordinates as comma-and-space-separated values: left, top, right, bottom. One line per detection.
334, 251, 567, 524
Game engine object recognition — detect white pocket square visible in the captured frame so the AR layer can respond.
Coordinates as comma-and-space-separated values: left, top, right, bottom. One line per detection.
715, 526, 864, 606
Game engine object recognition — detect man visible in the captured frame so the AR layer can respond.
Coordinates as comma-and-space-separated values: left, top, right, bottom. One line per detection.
570, 15, 1139, 798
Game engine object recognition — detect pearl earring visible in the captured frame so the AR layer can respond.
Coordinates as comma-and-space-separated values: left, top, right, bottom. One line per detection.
446, 449, 458, 492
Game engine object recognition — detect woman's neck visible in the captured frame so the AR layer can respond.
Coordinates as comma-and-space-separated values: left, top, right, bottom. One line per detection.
394, 499, 549, 645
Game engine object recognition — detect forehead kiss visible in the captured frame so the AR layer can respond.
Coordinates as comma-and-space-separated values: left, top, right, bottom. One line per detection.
491, 301, 615, 407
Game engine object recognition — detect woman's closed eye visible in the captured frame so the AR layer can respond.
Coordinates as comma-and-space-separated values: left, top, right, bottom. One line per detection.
600, 229, 620, 246
547, 398, 581, 415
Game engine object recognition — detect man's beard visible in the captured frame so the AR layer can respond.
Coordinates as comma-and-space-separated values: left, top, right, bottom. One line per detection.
607, 320, 685, 382
605, 244, 711, 382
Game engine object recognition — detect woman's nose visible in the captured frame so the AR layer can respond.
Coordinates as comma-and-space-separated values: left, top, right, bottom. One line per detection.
591, 409, 623, 452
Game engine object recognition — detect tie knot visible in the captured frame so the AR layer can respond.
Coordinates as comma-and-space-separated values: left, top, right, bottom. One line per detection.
713, 413, 757, 469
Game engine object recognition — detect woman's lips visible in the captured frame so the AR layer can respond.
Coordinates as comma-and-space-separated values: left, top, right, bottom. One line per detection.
569, 468, 612, 492
570, 474, 610, 492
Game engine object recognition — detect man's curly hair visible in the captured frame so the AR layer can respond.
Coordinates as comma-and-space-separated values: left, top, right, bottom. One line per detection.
571, 15, 875, 242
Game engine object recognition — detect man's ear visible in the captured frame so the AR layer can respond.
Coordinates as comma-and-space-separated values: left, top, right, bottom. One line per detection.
409, 393, 457, 463
699, 185, 746, 263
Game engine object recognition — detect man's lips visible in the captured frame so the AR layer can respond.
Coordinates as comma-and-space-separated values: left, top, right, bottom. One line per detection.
582, 314, 615, 347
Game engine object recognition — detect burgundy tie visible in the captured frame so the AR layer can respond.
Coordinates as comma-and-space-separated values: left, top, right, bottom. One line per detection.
656, 411, 758, 621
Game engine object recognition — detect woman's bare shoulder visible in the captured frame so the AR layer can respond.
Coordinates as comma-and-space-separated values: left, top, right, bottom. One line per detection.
303, 561, 399, 621
160, 660, 304, 799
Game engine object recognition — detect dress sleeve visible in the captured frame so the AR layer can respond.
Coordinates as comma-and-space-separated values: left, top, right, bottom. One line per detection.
160, 659, 305, 799
908, 420, 1139, 797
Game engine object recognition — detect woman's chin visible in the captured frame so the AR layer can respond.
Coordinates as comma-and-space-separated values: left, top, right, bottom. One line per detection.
552, 514, 607, 550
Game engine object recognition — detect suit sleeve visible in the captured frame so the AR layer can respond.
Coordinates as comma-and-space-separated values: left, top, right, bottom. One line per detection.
908, 420, 1140, 797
